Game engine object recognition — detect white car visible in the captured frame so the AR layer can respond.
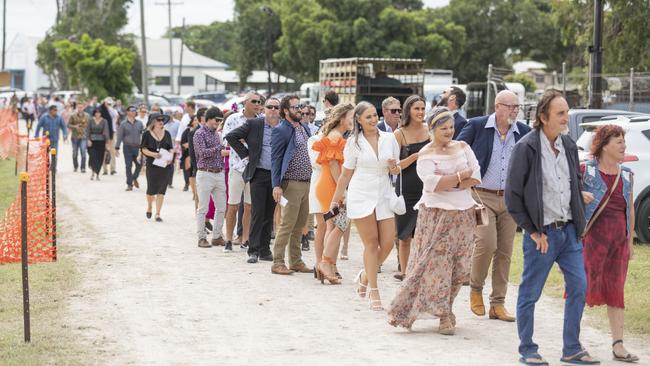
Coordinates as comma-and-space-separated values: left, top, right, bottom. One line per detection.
577, 115, 650, 241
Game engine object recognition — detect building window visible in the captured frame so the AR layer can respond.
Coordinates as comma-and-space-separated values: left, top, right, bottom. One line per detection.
178, 76, 194, 86
155, 76, 170, 86
535, 75, 545, 84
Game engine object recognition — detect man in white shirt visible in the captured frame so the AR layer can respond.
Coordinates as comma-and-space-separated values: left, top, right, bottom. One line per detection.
222, 92, 262, 250
175, 101, 195, 143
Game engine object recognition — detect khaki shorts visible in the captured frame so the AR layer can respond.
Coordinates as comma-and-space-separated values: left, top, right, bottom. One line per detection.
228, 169, 252, 205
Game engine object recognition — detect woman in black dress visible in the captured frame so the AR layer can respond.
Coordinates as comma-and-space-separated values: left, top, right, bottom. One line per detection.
140, 112, 173, 221
85, 108, 110, 180
394, 95, 430, 280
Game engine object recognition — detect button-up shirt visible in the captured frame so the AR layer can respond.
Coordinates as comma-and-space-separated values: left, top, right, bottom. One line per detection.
283, 123, 312, 181
193, 125, 225, 171
35, 113, 68, 141
478, 114, 518, 190
67, 111, 89, 139
540, 131, 573, 225
115, 118, 144, 149
223, 111, 256, 173
257, 119, 274, 170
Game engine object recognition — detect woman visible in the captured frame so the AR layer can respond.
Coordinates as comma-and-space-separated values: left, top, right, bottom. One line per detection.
180, 115, 198, 195
312, 103, 354, 284
308, 128, 326, 275
387, 107, 480, 335
85, 108, 110, 180
581, 125, 638, 363
331, 102, 401, 309
393, 95, 430, 281
140, 112, 174, 221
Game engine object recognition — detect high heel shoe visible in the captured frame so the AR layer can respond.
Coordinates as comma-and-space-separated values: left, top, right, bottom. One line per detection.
316, 262, 340, 285
367, 288, 384, 311
333, 264, 342, 280
354, 270, 367, 298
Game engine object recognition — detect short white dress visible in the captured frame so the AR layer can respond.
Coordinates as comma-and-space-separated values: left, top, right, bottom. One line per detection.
308, 134, 323, 214
343, 131, 400, 220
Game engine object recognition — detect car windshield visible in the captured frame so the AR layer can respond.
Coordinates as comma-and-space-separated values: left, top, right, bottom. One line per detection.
576, 130, 594, 152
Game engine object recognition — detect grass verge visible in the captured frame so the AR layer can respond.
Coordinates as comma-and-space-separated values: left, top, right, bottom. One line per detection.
0, 158, 19, 215
509, 233, 650, 337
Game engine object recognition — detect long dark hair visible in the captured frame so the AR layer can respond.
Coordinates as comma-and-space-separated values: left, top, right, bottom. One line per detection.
400, 95, 426, 128
352, 101, 375, 147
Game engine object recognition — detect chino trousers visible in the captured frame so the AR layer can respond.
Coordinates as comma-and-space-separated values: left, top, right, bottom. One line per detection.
195, 170, 226, 241
273, 180, 310, 267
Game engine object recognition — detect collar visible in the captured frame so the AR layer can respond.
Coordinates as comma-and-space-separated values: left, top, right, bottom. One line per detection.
540, 129, 564, 152
484, 113, 520, 134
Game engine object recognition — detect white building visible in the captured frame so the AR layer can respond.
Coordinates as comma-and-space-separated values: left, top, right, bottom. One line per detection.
135, 37, 229, 95
204, 70, 296, 93
4, 33, 51, 92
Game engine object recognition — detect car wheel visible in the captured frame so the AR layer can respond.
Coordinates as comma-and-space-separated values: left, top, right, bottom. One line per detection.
635, 198, 650, 243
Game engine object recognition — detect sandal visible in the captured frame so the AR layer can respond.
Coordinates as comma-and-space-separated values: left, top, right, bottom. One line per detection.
519, 353, 549, 365
612, 340, 639, 363
354, 270, 367, 298
155, 215, 163, 222
367, 288, 383, 311
560, 350, 600, 365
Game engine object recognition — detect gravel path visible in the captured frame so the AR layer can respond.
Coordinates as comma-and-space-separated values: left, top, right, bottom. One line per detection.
52, 145, 649, 366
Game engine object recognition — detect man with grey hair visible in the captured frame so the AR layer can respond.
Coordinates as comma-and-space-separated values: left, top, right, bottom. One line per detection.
457, 90, 531, 322
378, 96, 401, 132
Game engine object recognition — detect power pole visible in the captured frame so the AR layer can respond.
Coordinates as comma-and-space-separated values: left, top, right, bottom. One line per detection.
178, 17, 185, 95
139, 0, 149, 107
2, 0, 6, 70
589, 0, 604, 109
155, 0, 183, 95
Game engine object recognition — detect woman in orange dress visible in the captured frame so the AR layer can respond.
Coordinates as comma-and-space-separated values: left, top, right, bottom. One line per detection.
312, 103, 355, 284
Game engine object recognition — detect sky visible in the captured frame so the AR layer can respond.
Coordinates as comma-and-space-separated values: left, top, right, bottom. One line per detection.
4, 0, 450, 44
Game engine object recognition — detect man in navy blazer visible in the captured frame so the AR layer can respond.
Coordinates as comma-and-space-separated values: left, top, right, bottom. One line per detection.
270, 95, 314, 275
437, 86, 467, 139
457, 90, 531, 323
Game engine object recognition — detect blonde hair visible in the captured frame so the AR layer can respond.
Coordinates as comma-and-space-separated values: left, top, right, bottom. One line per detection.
321, 103, 354, 137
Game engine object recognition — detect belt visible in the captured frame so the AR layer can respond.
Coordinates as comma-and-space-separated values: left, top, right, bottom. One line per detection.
198, 168, 223, 174
475, 187, 505, 196
545, 220, 572, 230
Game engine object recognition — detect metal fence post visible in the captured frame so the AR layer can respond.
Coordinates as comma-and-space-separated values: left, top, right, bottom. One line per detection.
19, 171, 31, 343
562, 62, 567, 96
50, 148, 57, 261
629, 67, 635, 111
486, 64, 493, 116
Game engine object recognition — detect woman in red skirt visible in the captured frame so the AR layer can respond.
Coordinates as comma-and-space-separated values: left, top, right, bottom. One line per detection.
581, 125, 638, 363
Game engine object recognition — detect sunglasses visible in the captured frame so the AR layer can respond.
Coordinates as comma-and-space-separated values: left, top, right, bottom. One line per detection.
289, 104, 304, 110
302, 112, 315, 116
388, 108, 402, 114
265, 105, 280, 110
127, 108, 137, 112
155, 118, 165, 122
250, 99, 262, 105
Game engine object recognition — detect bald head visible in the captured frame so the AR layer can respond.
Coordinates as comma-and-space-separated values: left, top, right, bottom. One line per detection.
494, 90, 519, 125
495, 90, 518, 105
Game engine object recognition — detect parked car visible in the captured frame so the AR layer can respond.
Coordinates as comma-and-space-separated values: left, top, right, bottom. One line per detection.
577, 114, 650, 241
130, 94, 183, 115
190, 99, 218, 110
567, 109, 645, 141
187, 91, 230, 106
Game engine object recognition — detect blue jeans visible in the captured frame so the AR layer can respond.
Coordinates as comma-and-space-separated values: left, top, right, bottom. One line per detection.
123, 145, 142, 186
517, 223, 587, 358
71, 137, 87, 170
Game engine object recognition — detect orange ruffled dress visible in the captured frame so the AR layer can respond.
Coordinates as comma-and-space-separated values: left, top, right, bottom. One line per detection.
311, 136, 346, 212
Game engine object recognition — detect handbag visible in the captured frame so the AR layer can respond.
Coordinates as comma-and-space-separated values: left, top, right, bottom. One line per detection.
333, 205, 351, 232
389, 171, 406, 215
581, 166, 620, 238
471, 187, 489, 227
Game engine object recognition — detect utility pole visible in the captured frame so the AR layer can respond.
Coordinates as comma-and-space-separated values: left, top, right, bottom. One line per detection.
155, 0, 183, 95
261, 6, 276, 97
178, 17, 185, 95
2, 0, 6, 70
589, 0, 604, 109
139, 0, 149, 107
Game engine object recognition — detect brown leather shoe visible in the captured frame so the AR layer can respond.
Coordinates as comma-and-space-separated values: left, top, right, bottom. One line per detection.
271, 265, 294, 275
489, 304, 516, 322
211, 237, 225, 246
198, 239, 211, 248
470, 290, 486, 316
133, 179, 139, 188
289, 263, 314, 273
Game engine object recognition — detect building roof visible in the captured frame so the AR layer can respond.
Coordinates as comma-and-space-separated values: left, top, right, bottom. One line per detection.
204, 70, 295, 84
513, 61, 548, 74
134, 37, 228, 69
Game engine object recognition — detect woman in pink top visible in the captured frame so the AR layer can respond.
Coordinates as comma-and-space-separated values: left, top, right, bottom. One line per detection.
388, 107, 481, 335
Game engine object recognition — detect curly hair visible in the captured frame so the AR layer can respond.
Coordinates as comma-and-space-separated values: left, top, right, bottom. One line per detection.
591, 124, 625, 160
321, 103, 354, 137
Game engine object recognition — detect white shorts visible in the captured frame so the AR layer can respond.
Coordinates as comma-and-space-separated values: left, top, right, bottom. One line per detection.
228, 169, 251, 205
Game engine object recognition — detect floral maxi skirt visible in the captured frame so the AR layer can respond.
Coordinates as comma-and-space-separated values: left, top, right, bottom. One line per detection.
388, 206, 476, 329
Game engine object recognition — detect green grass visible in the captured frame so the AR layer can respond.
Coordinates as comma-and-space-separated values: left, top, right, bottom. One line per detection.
510, 233, 650, 337
0, 158, 19, 215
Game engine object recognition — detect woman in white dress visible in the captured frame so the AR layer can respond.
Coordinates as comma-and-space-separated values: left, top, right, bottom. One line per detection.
331, 102, 401, 310
307, 131, 326, 274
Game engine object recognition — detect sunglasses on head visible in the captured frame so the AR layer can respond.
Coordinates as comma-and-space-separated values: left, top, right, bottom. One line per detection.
289, 104, 304, 110
127, 108, 137, 112
249, 99, 262, 105
265, 105, 280, 110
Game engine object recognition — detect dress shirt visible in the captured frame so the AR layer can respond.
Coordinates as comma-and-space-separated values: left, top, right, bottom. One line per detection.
478, 114, 518, 190
193, 125, 225, 171
540, 131, 573, 224
35, 113, 68, 141
165, 119, 180, 142
115, 118, 144, 148
175, 113, 192, 141
223, 111, 255, 173
257, 120, 274, 170
283, 123, 312, 181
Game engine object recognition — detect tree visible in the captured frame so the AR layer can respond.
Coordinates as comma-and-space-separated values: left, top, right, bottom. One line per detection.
504, 73, 537, 93
54, 34, 135, 100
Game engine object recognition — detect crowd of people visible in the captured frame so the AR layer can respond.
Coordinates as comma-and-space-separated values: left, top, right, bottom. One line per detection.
29, 87, 640, 365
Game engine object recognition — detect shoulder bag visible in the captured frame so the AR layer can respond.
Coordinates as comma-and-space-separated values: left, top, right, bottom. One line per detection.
471, 186, 489, 227
389, 170, 407, 215
581, 166, 620, 238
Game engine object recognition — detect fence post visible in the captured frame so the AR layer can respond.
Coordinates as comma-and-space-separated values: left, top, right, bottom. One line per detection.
486, 64, 493, 116
25, 121, 31, 172
562, 62, 567, 96
629, 67, 635, 111
50, 148, 57, 261
19, 171, 31, 343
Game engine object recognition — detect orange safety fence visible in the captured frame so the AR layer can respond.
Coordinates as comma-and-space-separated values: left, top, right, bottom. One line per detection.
0, 108, 19, 159
0, 135, 56, 264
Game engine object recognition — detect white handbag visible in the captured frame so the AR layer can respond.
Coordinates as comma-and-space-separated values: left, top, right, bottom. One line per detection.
389, 172, 406, 215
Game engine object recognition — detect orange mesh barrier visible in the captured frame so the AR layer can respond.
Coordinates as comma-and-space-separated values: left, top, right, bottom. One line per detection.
0, 108, 19, 159
0, 136, 56, 264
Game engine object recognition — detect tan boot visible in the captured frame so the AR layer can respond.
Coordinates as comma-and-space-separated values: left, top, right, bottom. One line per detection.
470, 290, 486, 316
489, 304, 516, 322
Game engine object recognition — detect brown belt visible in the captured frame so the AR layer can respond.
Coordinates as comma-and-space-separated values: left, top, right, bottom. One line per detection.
198, 168, 223, 174
474, 187, 505, 196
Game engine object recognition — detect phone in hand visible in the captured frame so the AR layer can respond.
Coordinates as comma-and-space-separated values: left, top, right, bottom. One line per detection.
323, 206, 340, 221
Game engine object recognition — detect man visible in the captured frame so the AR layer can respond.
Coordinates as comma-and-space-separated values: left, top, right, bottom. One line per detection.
193, 107, 228, 249
322, 90, 339, 109
505, 89, 597, 365
378, 96, 401, 132
175, 101, 195, 143
269, 95, 314, 275
84, 96, 98, 116
221, 93, 261, 251
35, 104, 68, 167
457, 90, 531, 322
67, 102, 90, 173
136, 104, 149, 125
226, 97, 281, 264
437, 86, 468, 139
115, 105, 144, 191
100, 97, 117, 175
165, 111, 182, 188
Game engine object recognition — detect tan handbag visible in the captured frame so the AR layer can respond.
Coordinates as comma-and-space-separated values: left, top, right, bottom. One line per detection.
581, 166, 620, 238
472, 187, 489, 227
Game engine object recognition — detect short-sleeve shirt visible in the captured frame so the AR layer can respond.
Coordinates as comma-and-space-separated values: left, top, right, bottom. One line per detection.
140, 130, 173, 168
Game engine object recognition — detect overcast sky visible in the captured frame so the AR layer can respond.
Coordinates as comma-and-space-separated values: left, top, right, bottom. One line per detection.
4, 0, 450, 43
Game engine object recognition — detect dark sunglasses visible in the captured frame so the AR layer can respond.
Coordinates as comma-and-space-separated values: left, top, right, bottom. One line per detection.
127, 108, 137, 112
265, 105, 280, 110
155, 118, 165, 122
388, 108, 402, 114
289, 104, 304, 110
250, 99, 262, 105
302, 112, 315, 116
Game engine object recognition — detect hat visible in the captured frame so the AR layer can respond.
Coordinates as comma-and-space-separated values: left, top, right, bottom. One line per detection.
148, 112, 171, 125
103, 97, 114, 106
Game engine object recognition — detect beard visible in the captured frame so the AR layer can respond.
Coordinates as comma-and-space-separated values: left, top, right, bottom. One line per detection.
288, 110, 302, 122
437, 95, 449, 107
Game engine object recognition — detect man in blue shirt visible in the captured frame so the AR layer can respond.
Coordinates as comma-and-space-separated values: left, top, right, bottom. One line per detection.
35, 105, 68, 166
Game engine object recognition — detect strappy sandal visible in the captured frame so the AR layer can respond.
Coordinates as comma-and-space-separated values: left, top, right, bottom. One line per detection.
316, 262, 340, 285
560, 350, 600, 365
612, 340, 639, 363
519, 353, 549, 365
367, 288, 383, 311
354, 270, 367, 298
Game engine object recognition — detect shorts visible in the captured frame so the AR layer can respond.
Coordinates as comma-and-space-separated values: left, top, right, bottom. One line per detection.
228, 169, 251, 205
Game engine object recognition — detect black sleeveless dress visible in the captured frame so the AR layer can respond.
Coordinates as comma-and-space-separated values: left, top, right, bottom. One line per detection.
395, 139, 428, 240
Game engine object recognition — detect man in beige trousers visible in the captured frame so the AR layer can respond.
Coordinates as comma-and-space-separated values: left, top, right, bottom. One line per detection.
457, 90, 532, 322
